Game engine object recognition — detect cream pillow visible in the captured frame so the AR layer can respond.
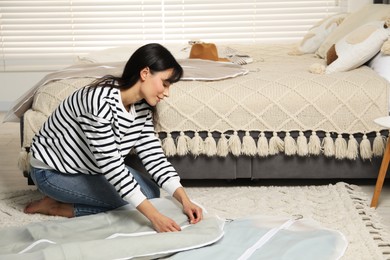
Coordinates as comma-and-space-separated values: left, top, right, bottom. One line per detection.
76, 44, 189, 64
316, 4, 390, 59
76, 46, 140, 64
292, 13, 348, 55
325, 21, 390, 74
368, 52, 390, 112
368, 52, 390, 83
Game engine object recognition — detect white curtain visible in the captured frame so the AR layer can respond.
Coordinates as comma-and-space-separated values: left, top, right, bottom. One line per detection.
0, 0, 348, 72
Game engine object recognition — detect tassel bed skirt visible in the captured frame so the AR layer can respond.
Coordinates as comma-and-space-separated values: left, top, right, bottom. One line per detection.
158, 130, 389, 161
17, 130, 389, 177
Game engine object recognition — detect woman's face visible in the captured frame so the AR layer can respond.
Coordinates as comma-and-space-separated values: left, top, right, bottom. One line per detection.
141, 68, 174, 107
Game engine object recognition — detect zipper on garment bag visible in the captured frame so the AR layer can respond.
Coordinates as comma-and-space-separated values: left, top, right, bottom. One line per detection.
237, 215, 303, 260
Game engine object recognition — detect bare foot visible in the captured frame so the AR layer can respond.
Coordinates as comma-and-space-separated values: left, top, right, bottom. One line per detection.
24, 196, 74, 218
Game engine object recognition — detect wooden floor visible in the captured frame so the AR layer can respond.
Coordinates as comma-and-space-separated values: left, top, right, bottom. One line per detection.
1, 111, 390, 231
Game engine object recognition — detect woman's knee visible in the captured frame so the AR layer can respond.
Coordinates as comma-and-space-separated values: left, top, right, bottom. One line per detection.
142, 184, 160, 199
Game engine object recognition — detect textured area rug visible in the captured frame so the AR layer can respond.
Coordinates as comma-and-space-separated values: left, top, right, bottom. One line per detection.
1, 182, 389, 260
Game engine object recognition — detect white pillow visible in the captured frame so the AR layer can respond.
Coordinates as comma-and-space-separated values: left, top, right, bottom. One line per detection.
368, 52, 390, 112
368, 52, 390, 83
316, 4, 390, 58
76, 46, 140, 64
295, 13, 348, 54
325, 21, 390, 74
76, 44, 189, 64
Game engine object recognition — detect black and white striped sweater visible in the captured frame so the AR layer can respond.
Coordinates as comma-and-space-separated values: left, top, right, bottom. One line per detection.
30, 85, 182, 207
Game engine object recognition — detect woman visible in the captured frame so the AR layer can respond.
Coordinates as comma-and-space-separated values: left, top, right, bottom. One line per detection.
24, 43, 203, 232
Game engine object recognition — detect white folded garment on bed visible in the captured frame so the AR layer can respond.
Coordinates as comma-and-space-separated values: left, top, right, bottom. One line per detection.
179, 59, 249, 81
3, 60, 248, 123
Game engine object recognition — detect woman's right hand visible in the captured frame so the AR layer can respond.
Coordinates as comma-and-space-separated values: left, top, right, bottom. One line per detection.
149, 212, 181, 232
137, 199, 181, 232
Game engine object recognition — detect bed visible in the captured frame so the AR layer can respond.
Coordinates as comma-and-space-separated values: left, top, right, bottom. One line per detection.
6, 4, 390, 181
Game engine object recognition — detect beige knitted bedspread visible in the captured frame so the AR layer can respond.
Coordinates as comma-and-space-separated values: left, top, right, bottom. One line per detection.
19, 44, 389, 172
154, 44, 389, 160
157, 44, 388, 134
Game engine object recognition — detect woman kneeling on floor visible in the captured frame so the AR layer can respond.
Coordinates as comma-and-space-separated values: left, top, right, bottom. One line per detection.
24, 43, 203, 232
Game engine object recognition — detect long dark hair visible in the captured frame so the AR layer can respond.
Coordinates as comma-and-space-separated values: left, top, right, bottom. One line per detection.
89, 43, 183, 122
89, 42, 183, 94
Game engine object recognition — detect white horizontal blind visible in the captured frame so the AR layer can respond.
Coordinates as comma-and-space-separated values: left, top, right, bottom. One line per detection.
0, 0, 348, 72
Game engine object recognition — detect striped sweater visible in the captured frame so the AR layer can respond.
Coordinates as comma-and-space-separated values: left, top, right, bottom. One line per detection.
31, 85, 182, 207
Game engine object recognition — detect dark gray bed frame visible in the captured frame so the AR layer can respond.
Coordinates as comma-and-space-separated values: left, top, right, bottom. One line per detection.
125, 130, 387, 180
22, 112, 386, 184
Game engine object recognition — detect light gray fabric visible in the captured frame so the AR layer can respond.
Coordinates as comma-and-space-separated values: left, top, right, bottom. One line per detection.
165, 216, 347, 260
0, 198, 224, 260
4, 59, 247, 123
0, 198, 347, 260
178, 59, 248, 80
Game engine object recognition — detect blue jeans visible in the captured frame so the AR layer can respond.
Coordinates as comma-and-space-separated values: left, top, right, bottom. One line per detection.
29, 165, 160, 217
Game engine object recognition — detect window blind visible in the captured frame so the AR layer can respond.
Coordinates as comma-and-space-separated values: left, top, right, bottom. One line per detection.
0, 0, 348, 72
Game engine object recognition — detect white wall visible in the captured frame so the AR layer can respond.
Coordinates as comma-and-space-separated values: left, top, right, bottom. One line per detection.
0, 0, 373, 112
0, 71, 50, 112
349, 0, 372, 11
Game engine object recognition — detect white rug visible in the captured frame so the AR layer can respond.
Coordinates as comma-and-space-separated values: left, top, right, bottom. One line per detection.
1, 182, 389, 260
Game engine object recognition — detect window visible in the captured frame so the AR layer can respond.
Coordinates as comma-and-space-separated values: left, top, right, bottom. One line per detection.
0, 0, 348, 71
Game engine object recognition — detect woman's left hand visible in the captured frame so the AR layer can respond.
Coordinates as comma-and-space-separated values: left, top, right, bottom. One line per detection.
173, 187, 203, 224
183, 201, 203, 224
